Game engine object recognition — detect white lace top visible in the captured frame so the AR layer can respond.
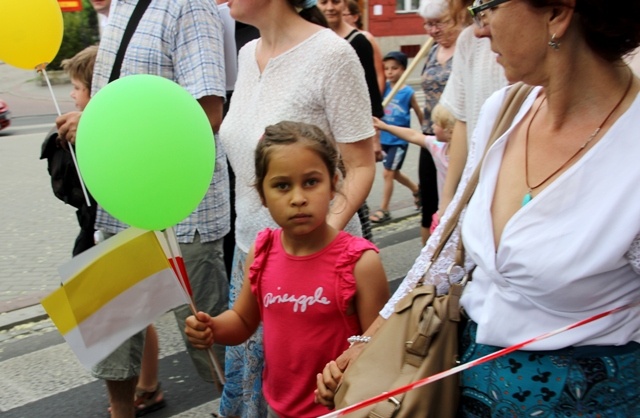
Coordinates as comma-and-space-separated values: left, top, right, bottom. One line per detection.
383, 86, 640, 349
219, 29, 375, 253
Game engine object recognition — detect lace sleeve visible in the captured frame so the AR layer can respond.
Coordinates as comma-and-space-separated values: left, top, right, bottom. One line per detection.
380, 137, 480, 319
379, 84, 524, 319
626, 233, 640, 275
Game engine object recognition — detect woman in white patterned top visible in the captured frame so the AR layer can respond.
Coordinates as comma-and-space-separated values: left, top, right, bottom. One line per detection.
212, 0, 376, 416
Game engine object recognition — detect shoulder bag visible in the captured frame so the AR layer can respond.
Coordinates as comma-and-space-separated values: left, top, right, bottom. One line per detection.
333, 83, 534, 418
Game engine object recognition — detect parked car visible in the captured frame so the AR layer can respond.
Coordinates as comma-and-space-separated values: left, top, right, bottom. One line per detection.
0, 99, 10, 131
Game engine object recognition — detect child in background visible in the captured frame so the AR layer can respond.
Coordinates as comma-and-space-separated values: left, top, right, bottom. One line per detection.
63, 46, 99, 112
40, 45, 99, 256
46, 45, 167, 415
369, 51, 424, 224
374, 103, 454, 241
185, 121, 389, 418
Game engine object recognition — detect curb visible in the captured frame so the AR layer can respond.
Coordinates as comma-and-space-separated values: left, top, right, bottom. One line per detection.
372, 206, 420, 229
375, 210, 419, 225
0, 205, 420, 333
0, 304, 48, 332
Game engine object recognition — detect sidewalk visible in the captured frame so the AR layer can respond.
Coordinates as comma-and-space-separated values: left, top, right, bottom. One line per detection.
0, 216, 422, 334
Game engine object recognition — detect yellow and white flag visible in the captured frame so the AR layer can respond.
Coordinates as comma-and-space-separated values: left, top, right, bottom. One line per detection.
41, 228, 189, 369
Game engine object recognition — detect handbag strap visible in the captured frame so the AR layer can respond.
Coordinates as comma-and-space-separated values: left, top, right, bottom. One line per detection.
369, 83, 534, 418
108, 0, 152, 83
430, 82, 534, 264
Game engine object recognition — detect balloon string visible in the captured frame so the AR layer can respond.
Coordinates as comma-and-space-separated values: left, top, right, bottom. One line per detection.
39, 65, 92, 207
319, 300, 640, 418
40, 67, 62, 116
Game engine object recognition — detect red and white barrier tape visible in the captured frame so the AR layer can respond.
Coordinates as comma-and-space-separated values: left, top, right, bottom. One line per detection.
318, 301, 639, 418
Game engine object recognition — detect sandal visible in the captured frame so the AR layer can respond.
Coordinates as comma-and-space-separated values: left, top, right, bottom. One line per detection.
134, 383, 166, 417
413, 189, 421, 210
369, 209, 391, 224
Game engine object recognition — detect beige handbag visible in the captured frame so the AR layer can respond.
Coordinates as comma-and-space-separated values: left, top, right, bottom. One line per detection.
333, 83, 534, 418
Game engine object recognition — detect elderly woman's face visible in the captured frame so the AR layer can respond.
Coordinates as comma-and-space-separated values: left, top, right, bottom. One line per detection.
423, 15, 460, 48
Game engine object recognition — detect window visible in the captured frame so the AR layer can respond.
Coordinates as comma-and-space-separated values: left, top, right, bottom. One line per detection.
396, 0, 420, 12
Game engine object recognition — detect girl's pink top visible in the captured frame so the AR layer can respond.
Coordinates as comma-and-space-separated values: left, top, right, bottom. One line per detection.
250, 228, 378, 418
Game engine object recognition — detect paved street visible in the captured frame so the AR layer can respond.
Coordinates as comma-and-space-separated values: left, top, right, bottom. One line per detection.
5, 49, 640, 417
0, 63, 425, 417
0, 130, 78, 311
0, 217, 420, 417
0, 61, 424, 314
4, 48, 640, 417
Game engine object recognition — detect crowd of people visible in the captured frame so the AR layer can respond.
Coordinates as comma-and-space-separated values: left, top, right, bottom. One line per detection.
50, 0, 640, 416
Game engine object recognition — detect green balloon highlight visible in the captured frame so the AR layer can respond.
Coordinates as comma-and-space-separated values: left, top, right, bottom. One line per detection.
76, 75, 215, 231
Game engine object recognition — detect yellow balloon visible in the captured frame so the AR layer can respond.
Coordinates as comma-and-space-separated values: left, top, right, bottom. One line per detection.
0, 0, 64, 69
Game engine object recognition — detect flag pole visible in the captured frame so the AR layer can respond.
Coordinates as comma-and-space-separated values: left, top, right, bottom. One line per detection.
381, 37, 434, 109
162, 228, 226, 388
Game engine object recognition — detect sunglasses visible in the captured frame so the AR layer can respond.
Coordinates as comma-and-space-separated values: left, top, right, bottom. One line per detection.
467, 0, 511, 27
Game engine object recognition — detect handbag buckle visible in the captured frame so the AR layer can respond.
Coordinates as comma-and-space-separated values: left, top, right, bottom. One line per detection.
447, 262, 469, 286
387, 396, 401, 418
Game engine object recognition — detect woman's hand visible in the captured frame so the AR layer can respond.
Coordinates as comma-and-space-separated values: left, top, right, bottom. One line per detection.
184, 311, 214, 349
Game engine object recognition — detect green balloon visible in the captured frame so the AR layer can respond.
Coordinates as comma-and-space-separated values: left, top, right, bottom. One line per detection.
76, 74, 215, 231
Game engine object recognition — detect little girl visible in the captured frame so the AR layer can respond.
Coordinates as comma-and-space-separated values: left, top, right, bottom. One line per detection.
373, 103, 455, 238
185, 121, 389, 418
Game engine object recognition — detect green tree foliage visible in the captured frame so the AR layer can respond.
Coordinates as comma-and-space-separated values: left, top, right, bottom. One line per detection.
47, 0, 100, 70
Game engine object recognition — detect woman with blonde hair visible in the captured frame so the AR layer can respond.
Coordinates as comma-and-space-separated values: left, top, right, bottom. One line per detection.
437, 0, 507, 217
416, 0, 463, 244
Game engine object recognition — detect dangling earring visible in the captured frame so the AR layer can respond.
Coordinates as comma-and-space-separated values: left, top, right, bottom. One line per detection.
548, 33, 560, 50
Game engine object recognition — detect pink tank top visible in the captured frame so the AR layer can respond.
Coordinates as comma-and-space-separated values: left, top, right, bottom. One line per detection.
250, 228, 378, 418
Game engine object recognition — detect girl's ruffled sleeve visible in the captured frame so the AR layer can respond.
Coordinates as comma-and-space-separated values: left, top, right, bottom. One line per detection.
335, 236, 379, 313
249, 228, 275, 295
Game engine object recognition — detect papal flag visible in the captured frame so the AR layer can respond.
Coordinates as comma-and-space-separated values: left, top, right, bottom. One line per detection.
41, 227, 189, 369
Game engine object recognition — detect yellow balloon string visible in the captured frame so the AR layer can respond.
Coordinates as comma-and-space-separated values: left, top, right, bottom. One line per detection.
39, 65, 92, 208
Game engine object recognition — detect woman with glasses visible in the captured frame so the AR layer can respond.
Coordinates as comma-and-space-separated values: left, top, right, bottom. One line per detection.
416, 0, 463, 245
318, 0, 640, 415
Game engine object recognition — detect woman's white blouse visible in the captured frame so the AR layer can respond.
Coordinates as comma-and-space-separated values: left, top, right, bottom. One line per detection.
219, 29, 374, 253
383, 85, 640, 350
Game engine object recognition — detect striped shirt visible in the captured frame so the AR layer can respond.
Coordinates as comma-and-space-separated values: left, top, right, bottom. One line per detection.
92, 0, 229, 243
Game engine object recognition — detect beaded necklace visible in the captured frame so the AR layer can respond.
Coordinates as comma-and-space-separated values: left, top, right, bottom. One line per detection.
522, 73, 634, 206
